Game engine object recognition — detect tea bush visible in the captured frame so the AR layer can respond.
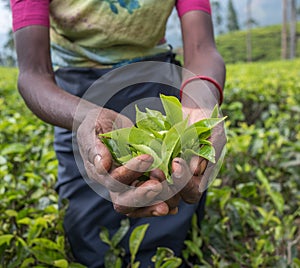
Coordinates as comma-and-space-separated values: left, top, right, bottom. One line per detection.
0, 59, 299, 267
0, 68, 83, 267
192, 60, 300, 267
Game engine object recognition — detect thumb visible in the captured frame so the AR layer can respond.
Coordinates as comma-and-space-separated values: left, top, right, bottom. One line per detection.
92, 137, 113, 174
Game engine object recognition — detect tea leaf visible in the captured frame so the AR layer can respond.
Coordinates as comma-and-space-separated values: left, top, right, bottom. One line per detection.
104, 249, 122, 268
0, 234, 14, 246
100, 127, 132, 158
161, 118, 188, 182
111, 219, 130, 248
191, 117, 226, 129
136, 105, 167, 135
53, 259, 68, 268
101, 138, 124, 164
211, 104, 220, 118
100, 226, 111, 246
130, 144, 162, 168
99, 94, 223, 181
160, 94, 183, 125
128, 127, 156, 147
129, 224, 149, 264
183, 145, 216, 164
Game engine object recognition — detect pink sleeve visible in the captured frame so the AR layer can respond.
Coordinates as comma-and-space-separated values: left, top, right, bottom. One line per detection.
10, 0, 50, 32
176, 0, 211, 18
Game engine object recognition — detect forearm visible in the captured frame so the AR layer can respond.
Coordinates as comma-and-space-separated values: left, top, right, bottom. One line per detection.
183, 43, 225, 86
17, 72, 97, 130
183, 48, 225, 103
180, 10, 226, 108
15, 26, 97, 131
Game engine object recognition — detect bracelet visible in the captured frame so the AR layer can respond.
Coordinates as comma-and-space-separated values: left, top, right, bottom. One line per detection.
180, 75, 224, 105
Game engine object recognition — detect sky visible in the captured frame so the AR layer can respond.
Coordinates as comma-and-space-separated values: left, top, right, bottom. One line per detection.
0, 1, 11, 49
225, 0, 282, 27
0, 1, 11, 33
0, 0, 284, 50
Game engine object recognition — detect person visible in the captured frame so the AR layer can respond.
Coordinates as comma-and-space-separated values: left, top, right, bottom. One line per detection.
10, 0, 226, 267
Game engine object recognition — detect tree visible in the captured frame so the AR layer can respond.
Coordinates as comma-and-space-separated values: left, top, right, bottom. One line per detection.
3, 29, 16, 66
211, 1, 224, 35
227, 0, 240, 32
0, 0, 16, 66
246, 0, 253, 62
281, 0, 288, 59
289, 0, 297, 59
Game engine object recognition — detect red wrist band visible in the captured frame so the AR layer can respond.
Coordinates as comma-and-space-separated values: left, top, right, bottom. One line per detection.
179, 75, 224, 105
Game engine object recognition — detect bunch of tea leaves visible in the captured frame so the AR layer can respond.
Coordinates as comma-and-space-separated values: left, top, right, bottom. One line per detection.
99, 94, 225, 183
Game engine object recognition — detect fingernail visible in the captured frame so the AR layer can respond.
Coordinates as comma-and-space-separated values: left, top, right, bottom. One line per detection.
132, 180, 143, 187
199, 160, 208, 175
152, 210, 162, 216
151, 204, 169, 216
94, 154, 102, 165
173, 162, 183, 178
169, 207, 179, 215
140, 154, 154, 163
146, 189, 160, 200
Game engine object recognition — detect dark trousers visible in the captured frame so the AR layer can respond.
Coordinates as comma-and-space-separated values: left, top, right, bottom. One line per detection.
53, 53, 207, 268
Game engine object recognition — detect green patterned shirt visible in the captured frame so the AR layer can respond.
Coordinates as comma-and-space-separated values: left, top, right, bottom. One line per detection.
49, 0, 176, 68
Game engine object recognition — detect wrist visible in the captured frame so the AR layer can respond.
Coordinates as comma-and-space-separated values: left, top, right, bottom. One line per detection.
180, 75, 223, 106
73, 101, 101, 131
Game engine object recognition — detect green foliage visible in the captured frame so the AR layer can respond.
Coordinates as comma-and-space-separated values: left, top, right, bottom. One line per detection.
216, 23, 300, 63
129, 223, 149, 267
100, 219, 182, 268
0, 67, 83, 267
151, 247, 182, 268
194, 59, 300, 267
1, 58, 300, 267
100, 95, 225, 183
100, 219, 130, 268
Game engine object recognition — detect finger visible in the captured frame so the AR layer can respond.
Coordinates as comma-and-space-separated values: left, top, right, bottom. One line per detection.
180, 176, 203, 204
149, 169, 180, 207
83, 159, 107, 186
79, 133, 112, 175
111, 179, 163, 213
77, 110, 113, 174
189, 156, 207, 176
126, 202, 170, 218
91, 138, 113, 174
164, 194, 181, 211
200, 122, 227, 186
149, 168, 165, 181
84, 157, 127, 193
171, 158, 193, 190
107, 154, 153, 191
168, 207, 179, 215
209, 122, 227, 161
172, 158, 203, 204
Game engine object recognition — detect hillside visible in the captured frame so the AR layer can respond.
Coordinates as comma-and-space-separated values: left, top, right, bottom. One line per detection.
215, 23, 300, 64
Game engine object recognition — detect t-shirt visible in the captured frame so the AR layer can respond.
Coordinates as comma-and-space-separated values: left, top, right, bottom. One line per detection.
10, 0, 211, 68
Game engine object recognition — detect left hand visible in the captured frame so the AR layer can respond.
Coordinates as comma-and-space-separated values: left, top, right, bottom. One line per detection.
128, 104, 227, 216
174, 87, 227, 204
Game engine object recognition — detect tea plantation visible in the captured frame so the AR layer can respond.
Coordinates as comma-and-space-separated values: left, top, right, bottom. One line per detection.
0, 59, 299, 267
215, 23, 300, 64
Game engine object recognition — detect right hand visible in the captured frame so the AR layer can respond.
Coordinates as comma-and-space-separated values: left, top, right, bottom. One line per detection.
76, 107, 174, 217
